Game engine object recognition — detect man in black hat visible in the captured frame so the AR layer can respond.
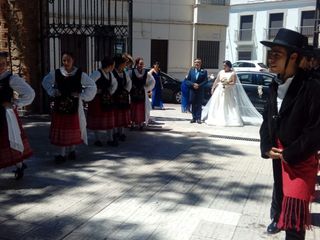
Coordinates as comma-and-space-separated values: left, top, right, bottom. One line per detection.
260, 28, 320, 239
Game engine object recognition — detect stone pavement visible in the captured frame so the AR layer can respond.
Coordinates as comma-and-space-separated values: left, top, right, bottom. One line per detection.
0, 104, 319, 240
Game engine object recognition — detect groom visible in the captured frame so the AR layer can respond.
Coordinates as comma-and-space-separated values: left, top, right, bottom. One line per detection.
185, 58, 208, 124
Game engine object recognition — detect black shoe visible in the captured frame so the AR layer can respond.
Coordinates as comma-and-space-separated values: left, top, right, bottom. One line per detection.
107, 140, 119, 147
267, 220, 281, 234
94, 140, 103, 147
13, 163, 27, 180
119, 134, 126, 141
68, 151, 76, 160
197, 119, 202, 124
190, 119, 196, 123
55, 155, 66, 164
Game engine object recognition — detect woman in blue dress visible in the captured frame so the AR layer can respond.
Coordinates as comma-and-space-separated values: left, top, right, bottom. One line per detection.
181, 78, 190, 113
150, 62, 164, 109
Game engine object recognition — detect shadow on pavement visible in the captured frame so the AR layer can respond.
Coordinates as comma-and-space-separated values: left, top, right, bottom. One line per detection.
0, 116, 270, 239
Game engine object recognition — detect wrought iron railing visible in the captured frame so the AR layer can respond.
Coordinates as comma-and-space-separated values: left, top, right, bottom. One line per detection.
44, 0, 130, 73
235, 29, 254, 42
298, 26, 314, 36
265, 27, 282, 39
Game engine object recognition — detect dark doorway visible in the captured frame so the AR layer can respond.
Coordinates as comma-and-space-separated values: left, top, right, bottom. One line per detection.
151, 39, 168, 73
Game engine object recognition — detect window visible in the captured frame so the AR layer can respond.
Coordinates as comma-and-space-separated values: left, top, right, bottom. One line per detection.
269, 13, 283, 38
238, 51, 251, 60
238, 73, 254, 84
301, 11, 315, 36
240, 15, 253, 41
197, 41, 219, 68
260, 75, 273, 86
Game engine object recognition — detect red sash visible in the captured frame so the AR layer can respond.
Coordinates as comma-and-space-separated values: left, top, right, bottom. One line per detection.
277, 140, 318, 231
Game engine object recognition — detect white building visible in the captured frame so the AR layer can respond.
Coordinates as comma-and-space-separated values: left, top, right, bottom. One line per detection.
226, 0, 316, 65
132, 0, 230, 79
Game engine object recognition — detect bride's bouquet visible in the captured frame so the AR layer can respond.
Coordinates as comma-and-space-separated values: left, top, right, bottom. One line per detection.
220, 77, 229, 88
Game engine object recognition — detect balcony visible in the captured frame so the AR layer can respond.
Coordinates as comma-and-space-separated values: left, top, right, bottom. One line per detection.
198, 0, 229, 5
297, 26, 314, 37
194, 1, 229, 25
234, 29, 255, 45
264, 27, 282, 39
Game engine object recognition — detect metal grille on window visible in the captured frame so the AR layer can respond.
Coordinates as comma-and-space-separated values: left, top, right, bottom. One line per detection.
197, 41, 220, 69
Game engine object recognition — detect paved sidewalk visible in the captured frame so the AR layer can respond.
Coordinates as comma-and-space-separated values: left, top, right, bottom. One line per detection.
0, 104, 319, 240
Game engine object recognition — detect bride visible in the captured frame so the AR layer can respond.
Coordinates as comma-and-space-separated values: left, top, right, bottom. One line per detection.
202, 60, 262, 126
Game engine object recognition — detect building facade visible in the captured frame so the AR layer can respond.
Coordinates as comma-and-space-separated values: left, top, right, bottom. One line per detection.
226, 0, 316, 64
132, 0, 230, 79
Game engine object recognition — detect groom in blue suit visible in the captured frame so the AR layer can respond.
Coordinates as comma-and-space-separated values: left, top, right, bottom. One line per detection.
185, 58, 208, 123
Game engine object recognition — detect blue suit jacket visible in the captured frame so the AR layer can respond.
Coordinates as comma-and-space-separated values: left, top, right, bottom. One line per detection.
185, 67, 208, 104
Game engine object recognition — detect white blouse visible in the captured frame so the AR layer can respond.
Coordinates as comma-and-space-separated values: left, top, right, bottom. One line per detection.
42, 67, 97, 102
0, 71, 35, 107
277, 76, 294, 112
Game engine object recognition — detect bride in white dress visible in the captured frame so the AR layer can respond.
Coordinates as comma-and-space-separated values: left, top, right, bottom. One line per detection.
202, 60, 262, 126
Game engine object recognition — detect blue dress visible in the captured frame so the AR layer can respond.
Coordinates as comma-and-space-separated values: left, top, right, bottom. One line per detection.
151, 71, 163, 109
181, 79, 190, 112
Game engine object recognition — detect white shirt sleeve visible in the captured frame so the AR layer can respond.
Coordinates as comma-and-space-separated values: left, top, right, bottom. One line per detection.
89, 70, 101, 82
80, 72, 97, 101
10, 74, 35, 107
145, 72, 155, 92
124, 71, 132, 92
42, 70, 56, 97
109, 72, 118, 95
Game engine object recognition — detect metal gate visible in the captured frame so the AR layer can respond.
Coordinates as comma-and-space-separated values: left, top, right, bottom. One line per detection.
42, 0, 132, 74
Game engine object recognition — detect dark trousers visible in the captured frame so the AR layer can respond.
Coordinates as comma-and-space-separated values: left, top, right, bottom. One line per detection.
270, 159, 283, 221
286, 229, 306, 240
191, 102, 202, 120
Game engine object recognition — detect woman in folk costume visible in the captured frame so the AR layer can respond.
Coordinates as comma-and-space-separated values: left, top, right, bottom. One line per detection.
87, 56, 118, 147
150, 62, 164, 110
112, 54, 132, 142
129, 57, 155, 129
0, 52, 35, 179
42, 52, 96, 164
260, 28, 320, 239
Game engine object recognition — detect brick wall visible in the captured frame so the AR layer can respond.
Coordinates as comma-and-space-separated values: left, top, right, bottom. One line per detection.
0, 0, 43, 113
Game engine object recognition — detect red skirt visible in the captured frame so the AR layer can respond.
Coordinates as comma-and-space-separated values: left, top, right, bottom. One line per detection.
130, 102, 145, 124
0, 110, 33, 168
277, 140, 318, 231
114, 109, 131, 128
87, 96, 115, 130
50, 112, 83, 146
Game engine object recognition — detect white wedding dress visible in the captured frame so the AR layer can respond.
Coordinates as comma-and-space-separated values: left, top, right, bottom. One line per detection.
202, 70, 262, 127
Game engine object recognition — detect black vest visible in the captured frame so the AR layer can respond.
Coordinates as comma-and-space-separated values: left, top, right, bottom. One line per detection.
112, 69, 130, 109
130, 69, 147, 103
53, 68, 82, 114
96, 69, 113, 111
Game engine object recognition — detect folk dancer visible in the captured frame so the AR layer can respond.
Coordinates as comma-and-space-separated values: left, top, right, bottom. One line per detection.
42, 52, 96, 164
260, 28, 320, 239
112, 54, 132, 142
0, 51, 35, 179
129, 57, 155, 129
87, 56, 118, 147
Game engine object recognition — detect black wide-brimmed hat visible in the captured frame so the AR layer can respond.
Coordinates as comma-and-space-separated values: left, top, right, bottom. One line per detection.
260, 28, 307, 52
